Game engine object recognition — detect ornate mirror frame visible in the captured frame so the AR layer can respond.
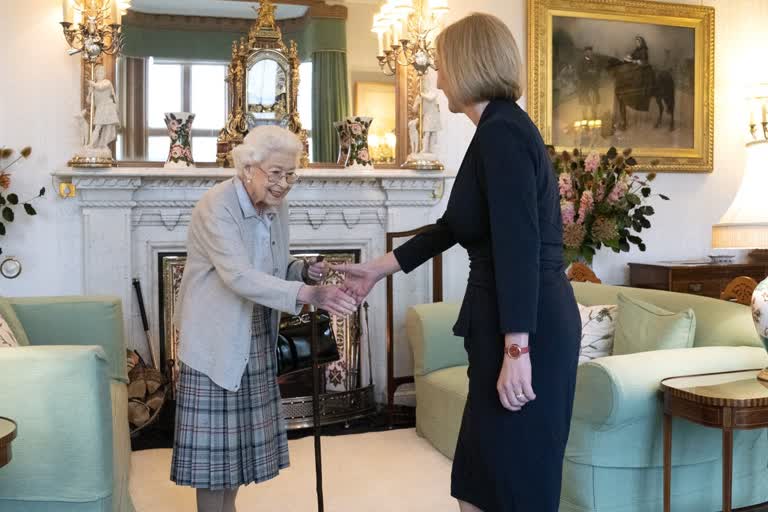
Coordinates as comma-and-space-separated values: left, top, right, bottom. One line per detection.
217, 0, 309, 167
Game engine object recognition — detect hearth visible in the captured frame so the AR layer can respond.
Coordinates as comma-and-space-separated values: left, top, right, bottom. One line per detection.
158, 250, 375, 429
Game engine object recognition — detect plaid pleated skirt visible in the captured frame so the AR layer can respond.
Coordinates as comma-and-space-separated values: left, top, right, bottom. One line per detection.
170, 305, 289, 489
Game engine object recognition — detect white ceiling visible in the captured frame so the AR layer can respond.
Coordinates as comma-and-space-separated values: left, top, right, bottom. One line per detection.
130, 1, 309, 20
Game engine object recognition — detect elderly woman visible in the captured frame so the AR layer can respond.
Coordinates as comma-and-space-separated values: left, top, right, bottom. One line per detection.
170, 125, 356, 512
338, 13, 581, 512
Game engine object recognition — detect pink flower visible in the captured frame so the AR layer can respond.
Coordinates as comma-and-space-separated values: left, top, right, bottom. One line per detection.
577, 190, 594, 224
595, 182, 606, 202
358, 149, 370, 162
607, 176, 629, 204
170, 145, 183, 159
350, 123, 363, 136
184, 147, 192, 159
561, 200, 576, 225
558, 174, 575, 200
584, 152, 600, 173
168, 119, 179, 132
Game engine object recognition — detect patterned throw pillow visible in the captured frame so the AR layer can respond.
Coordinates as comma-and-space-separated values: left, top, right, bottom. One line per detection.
578, 303, 618, 364
0, 311, 20, 347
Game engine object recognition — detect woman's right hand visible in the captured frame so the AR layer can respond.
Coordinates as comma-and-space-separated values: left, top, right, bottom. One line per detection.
297, 285, 357, 317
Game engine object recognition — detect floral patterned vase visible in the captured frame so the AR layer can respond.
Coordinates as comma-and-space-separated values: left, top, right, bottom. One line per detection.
334, 121, 351, 165
344, 116, 373, 169
752, 278, 768, 380
164, 112, 195, 168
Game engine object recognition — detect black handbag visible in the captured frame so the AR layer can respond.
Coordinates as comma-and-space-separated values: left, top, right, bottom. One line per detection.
276, 310, 340, 376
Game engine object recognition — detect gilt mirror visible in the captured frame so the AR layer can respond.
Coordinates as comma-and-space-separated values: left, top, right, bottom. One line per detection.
106, 0, 401, 167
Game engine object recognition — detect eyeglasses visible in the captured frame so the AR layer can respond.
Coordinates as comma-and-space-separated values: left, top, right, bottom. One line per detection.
246, 165, 299, 185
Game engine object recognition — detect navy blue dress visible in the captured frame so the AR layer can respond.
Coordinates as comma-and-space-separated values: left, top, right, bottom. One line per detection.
394, 99, 581, 511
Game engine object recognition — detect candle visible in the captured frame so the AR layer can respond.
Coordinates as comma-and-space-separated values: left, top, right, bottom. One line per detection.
63, 0, 73, 22
762, 102, 767, 124
377, 31, 384, 57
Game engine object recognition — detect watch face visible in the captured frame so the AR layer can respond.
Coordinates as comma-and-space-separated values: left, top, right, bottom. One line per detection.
0, 258, 21, 279
507, 345, 521, 358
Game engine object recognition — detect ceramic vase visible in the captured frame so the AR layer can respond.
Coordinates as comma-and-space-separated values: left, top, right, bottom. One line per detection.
334, 121, 351, 165
752, 278, 768, 380
344, 116, 373, 169
164, 112, 195, 168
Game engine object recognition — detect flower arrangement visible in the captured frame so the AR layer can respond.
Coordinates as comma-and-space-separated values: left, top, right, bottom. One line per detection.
0, 146, 45, 252
550, 146, 669, 265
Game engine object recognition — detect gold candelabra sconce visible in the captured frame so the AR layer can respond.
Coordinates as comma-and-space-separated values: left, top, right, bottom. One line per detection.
747, 86, 768, 142
60, 0, 127, 64
372, 0, 448, 170
60, 0, 129, 168
372, 0, 448, 77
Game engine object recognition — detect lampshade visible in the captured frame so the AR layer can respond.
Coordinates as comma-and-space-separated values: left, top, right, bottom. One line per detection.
712, 140, 768, 249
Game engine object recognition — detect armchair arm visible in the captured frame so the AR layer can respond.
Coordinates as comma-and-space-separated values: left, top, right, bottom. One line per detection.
574, 346, 768, 428
9, 296, 127, 383
0, 346, 114, 503
406, 303, 467, 376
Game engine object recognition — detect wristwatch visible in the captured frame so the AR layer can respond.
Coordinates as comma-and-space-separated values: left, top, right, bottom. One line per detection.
504, 344, 530, 359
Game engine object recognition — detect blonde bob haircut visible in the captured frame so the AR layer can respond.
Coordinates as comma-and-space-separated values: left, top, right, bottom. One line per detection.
435, 13, 524, 106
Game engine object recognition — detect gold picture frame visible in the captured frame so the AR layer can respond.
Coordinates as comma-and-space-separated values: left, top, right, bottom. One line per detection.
527, 0, 714, 172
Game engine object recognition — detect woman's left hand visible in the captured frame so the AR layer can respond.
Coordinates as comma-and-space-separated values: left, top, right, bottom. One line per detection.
307, 260, 330, 283
497, 344, 536, 412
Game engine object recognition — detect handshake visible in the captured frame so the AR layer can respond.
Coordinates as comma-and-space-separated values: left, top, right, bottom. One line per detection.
296, 259, 381, 318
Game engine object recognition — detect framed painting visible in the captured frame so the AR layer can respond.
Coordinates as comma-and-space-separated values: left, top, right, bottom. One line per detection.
527, 0, 714, 172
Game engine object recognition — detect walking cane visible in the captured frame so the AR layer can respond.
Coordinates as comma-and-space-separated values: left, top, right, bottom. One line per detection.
310, 305, 325, 512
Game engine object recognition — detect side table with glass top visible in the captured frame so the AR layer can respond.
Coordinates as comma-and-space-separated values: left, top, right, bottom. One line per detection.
0, 417, 17, 468
661, 370, 768, 512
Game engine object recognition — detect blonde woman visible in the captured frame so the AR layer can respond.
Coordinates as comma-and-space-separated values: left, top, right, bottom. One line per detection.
338, 13, 581, 512
171, 125, 357, 512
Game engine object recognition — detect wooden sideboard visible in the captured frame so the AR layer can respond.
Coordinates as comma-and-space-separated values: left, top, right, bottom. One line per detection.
628, 261, 768, 299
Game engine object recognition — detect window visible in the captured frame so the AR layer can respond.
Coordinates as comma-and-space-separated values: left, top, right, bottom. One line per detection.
146, 59, 227, 163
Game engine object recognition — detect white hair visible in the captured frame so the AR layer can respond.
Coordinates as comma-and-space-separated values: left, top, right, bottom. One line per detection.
232, 125, 303, 178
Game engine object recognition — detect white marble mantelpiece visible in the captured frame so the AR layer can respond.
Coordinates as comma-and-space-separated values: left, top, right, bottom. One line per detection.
53, 166, 456, 403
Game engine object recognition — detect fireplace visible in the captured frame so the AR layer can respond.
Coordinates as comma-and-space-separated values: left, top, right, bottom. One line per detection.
158, 249, 376, 429
52, 166, 452, 414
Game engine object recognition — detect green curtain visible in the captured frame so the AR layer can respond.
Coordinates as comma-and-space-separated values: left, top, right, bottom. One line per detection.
122, 25, 244, 60
312, 51, 350, 163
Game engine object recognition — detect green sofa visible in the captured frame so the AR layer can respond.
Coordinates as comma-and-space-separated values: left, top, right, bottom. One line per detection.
406, 282, 768, 512
0, 296, 134, 512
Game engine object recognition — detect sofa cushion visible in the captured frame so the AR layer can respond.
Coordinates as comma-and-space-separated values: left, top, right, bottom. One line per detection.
578, 303, 617, 363
0, 297, 29, 347
613, 293, 695, 355
572, 282, 761, 349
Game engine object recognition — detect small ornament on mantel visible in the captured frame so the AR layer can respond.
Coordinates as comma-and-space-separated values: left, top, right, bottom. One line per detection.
344, 116, 374, 170
70, 64, 121, 168
164, 112, 196, 169
404, 70, 444, 171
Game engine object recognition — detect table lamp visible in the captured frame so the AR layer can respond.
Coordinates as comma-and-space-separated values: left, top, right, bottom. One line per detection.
712, 85, 768, 380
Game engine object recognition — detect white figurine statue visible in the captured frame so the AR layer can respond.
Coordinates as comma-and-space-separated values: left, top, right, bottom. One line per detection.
70, 63, 120, 166
418, 70, 441, 156
87, 64, 120, 149
405, 70, 443, 169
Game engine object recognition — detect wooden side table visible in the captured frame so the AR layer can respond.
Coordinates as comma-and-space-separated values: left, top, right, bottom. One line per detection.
661, 370, 768, 512
0, 416, 17, 468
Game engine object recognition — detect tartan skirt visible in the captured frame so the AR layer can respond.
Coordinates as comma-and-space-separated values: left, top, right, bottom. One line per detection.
170, 305, 289, 489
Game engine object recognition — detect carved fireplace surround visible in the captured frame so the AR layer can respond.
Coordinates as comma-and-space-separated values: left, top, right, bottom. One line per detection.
53, 167, 454, 403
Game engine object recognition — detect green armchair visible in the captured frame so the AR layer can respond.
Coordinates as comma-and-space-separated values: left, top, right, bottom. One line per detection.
406, 283, 768, 512
0, 296, 134, 512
